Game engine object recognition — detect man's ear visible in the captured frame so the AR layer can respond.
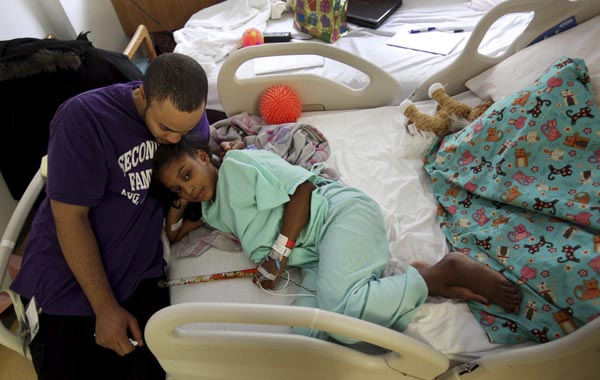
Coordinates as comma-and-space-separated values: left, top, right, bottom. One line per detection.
139, 85, 146, 101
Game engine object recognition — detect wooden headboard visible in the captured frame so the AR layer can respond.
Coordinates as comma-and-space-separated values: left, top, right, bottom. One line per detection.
111, 0, 224, 35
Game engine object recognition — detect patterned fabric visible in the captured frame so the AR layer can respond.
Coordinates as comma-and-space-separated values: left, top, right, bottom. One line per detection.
424, 57, 600, 344
210, 112, 336, 177
292, 0, 348, 43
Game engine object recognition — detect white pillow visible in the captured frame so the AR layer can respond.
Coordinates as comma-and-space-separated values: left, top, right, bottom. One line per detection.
466, 14, 600, 105
469, 0, 507, 12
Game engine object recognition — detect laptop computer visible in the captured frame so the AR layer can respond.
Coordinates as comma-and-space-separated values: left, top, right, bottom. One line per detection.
346, 0, 403, 29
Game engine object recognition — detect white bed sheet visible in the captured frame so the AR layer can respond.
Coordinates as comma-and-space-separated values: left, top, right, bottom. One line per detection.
167, 91, 530, 356
200, 0, 532, 112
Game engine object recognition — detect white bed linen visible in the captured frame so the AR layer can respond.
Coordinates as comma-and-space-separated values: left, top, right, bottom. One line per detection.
200, 0, 532, 111
167, 90, 524, 356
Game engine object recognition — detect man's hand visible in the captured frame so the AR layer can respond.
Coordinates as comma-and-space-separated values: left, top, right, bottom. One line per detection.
94, 302, 144, 356
219, 141, 246, 158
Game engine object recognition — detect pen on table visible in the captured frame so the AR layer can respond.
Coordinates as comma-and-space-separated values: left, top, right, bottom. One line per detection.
409, 27, 465, 33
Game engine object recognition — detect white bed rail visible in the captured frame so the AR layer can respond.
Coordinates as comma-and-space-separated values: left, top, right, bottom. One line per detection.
0, 165, 45, 358
145, 302, 449, 380
412, 0, 600, 100
217, 42, 403, 117
439, 316, 600, 379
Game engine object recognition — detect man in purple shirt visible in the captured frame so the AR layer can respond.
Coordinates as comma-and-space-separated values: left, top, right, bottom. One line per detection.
11, 53, 209, 379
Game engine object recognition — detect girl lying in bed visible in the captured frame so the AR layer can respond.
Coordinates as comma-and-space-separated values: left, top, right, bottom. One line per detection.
151, 134, 520, 343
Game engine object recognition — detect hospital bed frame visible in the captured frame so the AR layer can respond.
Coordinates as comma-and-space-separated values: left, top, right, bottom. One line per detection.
1, 0, 599, 378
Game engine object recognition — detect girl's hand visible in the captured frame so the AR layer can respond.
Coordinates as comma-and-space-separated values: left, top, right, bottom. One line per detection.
253, 254, 287, 290
173, 197, 190, 209
219, 141, 246, 158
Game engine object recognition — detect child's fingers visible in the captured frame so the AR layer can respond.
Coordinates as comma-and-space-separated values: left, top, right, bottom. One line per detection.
263, 279, 275, 290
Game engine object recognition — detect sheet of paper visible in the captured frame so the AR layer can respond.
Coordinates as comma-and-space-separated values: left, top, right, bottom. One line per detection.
253, 55, 325, 75
387, 26, 466, 56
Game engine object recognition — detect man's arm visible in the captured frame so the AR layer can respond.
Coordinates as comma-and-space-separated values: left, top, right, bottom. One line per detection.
50, 200, 143, 355
254, 181, 315, 289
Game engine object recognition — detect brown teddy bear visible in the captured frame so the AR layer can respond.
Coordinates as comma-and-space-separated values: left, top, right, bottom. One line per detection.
399, 83, 494, 137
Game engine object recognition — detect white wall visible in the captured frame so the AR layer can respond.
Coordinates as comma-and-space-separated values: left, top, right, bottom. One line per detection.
0, 0, 55, 39
1, 0, 128, 52
58, 0, 129, 52
37, 0, 77, 40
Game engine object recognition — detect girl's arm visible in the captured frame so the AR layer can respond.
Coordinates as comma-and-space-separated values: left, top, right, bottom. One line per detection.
254, 181, 316, 289
165, 199, 204, 243
280, 181, 316, 241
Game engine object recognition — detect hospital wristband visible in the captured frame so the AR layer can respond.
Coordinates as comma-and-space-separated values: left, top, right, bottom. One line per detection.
272, 233, 295, 257
277, 233, 295, 248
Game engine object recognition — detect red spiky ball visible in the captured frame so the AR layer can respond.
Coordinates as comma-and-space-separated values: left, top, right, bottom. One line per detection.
259, 85, 302, 124
242, 28, 264, 47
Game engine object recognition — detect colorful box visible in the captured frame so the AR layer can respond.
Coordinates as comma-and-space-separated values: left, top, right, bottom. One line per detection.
293, 0, 348, 43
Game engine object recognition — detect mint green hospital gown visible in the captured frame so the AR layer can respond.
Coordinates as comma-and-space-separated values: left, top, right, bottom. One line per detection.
201, 149, 428, 343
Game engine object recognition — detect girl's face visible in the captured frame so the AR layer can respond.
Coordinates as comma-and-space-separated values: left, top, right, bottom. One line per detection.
158, 150, 217, 202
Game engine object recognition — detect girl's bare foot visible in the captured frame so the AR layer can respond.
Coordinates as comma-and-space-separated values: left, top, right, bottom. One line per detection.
412, 252, 521, 313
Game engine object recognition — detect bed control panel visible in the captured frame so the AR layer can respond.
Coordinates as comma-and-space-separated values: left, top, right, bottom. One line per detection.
264, 32, 292, 43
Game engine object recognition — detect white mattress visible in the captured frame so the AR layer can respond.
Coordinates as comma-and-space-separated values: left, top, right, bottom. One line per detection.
201, 0, 532, 111
167, 91, 533, 356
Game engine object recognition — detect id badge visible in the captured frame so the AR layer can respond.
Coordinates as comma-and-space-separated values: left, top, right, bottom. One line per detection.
24, 296, 40, 343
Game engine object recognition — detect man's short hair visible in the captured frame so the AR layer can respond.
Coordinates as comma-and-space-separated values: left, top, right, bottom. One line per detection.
143, 53, 208, 112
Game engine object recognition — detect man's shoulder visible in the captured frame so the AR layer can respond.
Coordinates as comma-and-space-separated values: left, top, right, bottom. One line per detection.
54, 81, 140, 125
68, 81, 139, 106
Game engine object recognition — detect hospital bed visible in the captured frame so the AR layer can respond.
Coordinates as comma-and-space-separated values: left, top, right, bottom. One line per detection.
175, 0, 535, 112
1, 0, 600, 378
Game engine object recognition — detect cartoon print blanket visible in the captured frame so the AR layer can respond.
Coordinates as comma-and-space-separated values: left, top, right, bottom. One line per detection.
424, 57, 600, 344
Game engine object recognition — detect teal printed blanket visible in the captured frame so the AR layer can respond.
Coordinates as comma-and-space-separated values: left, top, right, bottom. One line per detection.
424, 57, 600, 344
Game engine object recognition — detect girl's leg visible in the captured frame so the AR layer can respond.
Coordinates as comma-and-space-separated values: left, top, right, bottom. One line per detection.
291, 265, 329, 339
314, 190, 428, 343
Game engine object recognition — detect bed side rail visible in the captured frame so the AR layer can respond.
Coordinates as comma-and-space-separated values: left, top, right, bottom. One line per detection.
412, 0, 600, 100
145, 302, 449, 380
0, 161, 46, 357
439, 316, 600, 379
217, 42, 403, 117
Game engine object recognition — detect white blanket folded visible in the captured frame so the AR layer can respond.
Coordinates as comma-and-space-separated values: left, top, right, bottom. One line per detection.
174, 0, 287, 72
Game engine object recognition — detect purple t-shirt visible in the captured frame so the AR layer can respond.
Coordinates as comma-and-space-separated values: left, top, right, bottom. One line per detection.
11, 82, 209, 316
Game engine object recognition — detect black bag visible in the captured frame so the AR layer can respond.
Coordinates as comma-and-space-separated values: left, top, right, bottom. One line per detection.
0, 32, 143, 199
